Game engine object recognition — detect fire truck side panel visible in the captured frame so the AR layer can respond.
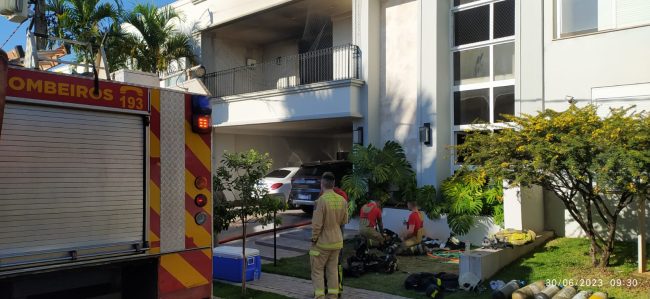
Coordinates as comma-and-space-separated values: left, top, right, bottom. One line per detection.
0, 68, 150, 269
151, 90, 212, 299
149, 89, 162, 254
157, 89, 187, 253
183, 93, 212, 250
1, 68, 213, 299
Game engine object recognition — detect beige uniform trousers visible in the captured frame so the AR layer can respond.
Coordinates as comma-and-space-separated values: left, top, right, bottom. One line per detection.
310, 247, 341, 299
360, 227, 385, 248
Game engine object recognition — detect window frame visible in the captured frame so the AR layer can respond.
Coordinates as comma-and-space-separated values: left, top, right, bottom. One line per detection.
555, 0, 650, 39
450, 0, 516, 168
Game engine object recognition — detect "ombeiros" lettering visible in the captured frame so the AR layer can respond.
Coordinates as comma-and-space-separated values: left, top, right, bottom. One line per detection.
8, 76, 114, 102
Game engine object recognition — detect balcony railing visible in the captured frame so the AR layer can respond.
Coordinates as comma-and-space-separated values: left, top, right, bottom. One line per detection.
203, 44, 360, 98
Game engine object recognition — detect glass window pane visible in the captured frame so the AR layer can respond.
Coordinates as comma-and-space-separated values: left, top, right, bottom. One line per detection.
455, 132, 467, 164
454, 6, 490, 46
454, 88, 490, 125
454, 46, 490, 85
494, 0, 515, 38
560, 0, 599, 37
494, 42, 514, 81
494, 85, 515, 122
454, 0, 481, 6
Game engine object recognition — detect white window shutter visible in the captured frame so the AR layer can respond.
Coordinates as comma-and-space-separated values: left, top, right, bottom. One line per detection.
616, 0, 650, 27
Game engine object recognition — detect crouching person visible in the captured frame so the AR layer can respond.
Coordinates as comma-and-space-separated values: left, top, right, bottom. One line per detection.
397, 201, 426, 255
359, 199, 385, 248
310, 172, 348, 299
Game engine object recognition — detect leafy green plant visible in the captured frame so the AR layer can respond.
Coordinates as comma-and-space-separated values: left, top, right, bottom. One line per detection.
213, 150, 286, 295
439, 169, 503, 235
456, 104, 649, 267
122, 3, 196, 73
342, 141, 414, 212
46, 0, 124, 70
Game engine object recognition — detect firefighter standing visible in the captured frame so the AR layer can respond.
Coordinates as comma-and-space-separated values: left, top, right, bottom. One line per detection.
310, 172, 348, 299
359, 199, 385, 248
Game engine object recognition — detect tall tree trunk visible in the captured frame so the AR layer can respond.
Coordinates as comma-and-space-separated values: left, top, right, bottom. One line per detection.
600, 219, 618, 267
584, 197, 600, 267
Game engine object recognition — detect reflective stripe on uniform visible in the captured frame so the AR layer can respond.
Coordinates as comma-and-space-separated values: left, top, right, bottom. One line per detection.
328, 288, 340, 295
309, 249, 321, 256
323, 195, 345, 209
315, 289, 325, 296
316, 241, 343, 250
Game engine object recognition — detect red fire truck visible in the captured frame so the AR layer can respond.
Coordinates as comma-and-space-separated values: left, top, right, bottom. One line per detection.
0, 66, 214, 299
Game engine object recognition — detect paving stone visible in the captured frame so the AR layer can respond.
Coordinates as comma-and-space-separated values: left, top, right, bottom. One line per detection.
219, 273, 410, 299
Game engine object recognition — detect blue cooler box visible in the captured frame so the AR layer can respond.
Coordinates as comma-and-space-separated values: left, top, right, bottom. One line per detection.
213, 246, 261, 282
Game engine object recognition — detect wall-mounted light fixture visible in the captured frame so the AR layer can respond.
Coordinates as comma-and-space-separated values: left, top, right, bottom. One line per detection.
419, 123, 432, 146
353, 127, 364, 145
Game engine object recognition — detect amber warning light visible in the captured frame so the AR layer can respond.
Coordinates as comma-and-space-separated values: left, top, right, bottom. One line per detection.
191, 95, 212, 134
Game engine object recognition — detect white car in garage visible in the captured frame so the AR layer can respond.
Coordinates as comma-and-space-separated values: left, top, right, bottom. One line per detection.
261, 167, 300, 203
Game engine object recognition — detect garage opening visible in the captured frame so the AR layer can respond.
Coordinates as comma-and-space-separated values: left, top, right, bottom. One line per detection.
213, 118, 353, 170
213, 117, 353, 202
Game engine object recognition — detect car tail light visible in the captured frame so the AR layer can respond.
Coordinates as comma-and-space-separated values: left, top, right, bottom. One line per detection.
270, 183, 283, 190
194, 194, 207, 207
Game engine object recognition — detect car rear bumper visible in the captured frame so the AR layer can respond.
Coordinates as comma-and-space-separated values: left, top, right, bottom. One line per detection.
292, 200, 316, 206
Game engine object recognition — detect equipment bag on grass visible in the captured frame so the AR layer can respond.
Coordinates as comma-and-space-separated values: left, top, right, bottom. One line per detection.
494, 229, 536, 246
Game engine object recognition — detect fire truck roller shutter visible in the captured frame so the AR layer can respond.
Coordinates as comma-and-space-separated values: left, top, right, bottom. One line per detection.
0, 103, 145, 268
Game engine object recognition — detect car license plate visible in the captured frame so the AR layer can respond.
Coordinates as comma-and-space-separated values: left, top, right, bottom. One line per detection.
298, 194, 311, 200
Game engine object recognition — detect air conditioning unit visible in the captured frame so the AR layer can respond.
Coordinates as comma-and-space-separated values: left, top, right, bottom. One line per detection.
0, 0, 29, 23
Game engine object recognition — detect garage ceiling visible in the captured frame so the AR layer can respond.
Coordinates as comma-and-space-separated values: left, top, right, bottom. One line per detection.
207, 0, 352, 45
213, 117, 353, 137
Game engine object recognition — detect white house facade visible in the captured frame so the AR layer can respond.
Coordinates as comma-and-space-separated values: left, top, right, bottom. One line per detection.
166, 0, 650, 241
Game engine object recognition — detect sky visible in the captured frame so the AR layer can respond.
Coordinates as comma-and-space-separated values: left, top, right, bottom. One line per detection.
0, 0, 176, 52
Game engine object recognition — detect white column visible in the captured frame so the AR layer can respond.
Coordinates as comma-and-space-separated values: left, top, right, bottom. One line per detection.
418, 0, 452, 187
503, 182, 545, 232
352, 0, 380, 146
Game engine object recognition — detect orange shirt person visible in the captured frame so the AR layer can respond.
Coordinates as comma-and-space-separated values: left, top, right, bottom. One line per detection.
402, 201, 425, 249
359, 200, 385, 247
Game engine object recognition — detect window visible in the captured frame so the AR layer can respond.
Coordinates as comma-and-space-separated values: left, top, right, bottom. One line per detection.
453, 46, 489, 85
557, 0, 650, 38
493, 85, 514, 122
454, 5, 490, 46
452, 0, 515, 165
454, 88, 490, 125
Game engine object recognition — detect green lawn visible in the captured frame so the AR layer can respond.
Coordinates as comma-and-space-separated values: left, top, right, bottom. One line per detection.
263, 238, 650, 299
213, 281, 293, 299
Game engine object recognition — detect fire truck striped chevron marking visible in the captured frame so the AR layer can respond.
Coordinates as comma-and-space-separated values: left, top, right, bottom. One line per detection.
160, 252, 209, 288
149, 89, 161, 254
184, 95, 212, 250
158, 266, 185, 294
184, 122, 211, 169
184, 210, 212, 251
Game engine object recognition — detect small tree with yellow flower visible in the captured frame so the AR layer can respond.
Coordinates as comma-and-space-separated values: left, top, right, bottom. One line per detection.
456, 104, 649, 268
